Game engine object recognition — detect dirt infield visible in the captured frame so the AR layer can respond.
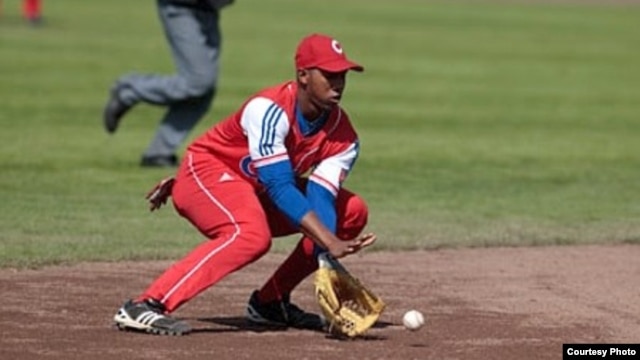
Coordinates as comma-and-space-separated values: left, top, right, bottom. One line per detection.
1, 244, 638, 360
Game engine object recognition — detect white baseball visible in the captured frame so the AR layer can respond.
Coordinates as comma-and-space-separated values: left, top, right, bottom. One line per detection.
402, 310, 425, 331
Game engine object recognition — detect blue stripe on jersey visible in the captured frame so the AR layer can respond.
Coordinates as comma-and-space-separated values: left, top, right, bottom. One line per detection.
350, 140, 360, 168
259, 104, 276, 156
258, 104, 271, 156
259, 104, 275, 156
267, 108, 282, 151
259, 105, 283, 156
266, 108, 283, 155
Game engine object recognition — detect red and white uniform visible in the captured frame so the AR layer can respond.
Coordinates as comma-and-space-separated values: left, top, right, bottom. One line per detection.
190, 80, 357, 195
138, 81, 368, 312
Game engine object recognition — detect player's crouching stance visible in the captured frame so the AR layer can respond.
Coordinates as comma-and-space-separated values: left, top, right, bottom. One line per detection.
113, 33, 376, 336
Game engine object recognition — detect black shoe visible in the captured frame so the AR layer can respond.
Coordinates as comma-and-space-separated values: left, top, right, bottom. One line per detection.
246, 290, 326, 331
103, 84, 133, 134
113, 299, 191, 336
140, 154, 178, 168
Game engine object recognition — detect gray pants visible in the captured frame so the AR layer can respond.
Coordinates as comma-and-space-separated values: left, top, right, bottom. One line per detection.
116, 0, 221, 158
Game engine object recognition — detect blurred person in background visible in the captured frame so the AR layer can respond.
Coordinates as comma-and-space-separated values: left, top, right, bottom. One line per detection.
103, 0, 234, 168
0, 0, 42, 25
23, 0, 42, 25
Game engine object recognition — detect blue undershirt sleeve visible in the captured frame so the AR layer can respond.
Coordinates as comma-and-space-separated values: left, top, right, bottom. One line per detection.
257, 161, 311, 227
306, 181, 337, 233
306, 181, 337, 256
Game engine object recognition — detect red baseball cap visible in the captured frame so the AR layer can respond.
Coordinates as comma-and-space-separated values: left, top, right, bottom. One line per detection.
295, 33, 364, 73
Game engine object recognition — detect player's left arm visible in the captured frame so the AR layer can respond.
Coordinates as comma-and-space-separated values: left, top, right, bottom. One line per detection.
306, 140, 360, 254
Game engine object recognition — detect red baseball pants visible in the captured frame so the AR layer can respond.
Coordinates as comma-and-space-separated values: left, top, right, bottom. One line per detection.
138, 152, 368, 312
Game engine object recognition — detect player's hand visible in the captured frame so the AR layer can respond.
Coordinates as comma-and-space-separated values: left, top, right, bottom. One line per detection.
352, 232, 377, 252
327, 232, 377, 259
327, 241, 355, 259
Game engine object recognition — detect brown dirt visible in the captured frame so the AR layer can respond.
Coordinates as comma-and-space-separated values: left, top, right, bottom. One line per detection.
1, 244, 639, 360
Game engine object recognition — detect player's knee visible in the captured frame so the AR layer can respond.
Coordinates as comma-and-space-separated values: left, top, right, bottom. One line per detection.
338, 195, 369, 240
349, 195, 369, 227
184, 74, 217, 98
242, 230, 272, 257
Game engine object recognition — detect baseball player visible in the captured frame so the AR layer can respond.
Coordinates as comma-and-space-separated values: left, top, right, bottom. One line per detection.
0, 0, 42, 25
23, 0, 42, 25
114, 33, 376, 335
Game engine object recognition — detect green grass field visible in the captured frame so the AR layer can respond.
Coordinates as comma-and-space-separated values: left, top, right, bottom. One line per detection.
1, 0, 639, 268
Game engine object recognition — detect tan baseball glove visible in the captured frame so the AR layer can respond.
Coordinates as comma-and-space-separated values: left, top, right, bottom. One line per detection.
314, 253, 386, 337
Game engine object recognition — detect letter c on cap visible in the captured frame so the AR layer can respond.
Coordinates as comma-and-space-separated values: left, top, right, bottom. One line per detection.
331, 40, 343, 54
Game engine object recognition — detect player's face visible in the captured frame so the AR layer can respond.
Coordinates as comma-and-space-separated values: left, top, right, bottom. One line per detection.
303, 68, 347, 112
